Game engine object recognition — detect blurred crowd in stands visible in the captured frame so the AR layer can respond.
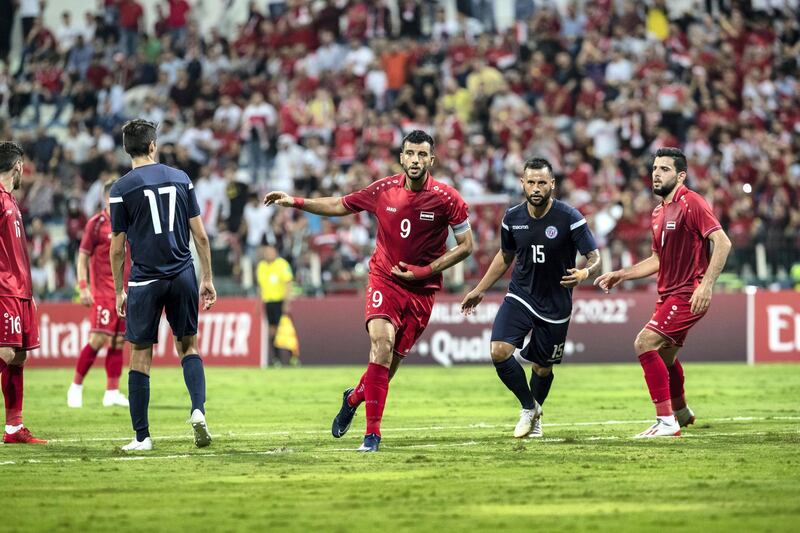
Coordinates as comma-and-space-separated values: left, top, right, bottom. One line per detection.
0, 0, 798, 299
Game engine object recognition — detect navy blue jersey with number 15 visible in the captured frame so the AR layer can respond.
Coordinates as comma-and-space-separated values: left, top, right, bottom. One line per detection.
110, 163, 200, 283
501, 199, 597, 323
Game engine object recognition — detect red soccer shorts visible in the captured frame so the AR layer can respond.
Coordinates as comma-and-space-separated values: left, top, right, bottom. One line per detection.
90, 298, 126, 336
364, 275, 436, 357
0, 297, 40, 350
644, 294, 707, 347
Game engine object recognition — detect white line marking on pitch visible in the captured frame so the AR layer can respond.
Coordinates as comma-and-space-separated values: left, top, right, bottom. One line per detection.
2, 430, 798, 467
42, 415, 800, 444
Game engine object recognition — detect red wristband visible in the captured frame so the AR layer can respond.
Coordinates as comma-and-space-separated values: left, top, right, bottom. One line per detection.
79, 280, 88, 289
408, 264, 434, 279
292, 197, 305, 209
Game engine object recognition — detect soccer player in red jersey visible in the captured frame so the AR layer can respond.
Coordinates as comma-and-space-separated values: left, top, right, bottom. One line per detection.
264, 130, 473, 451
67, 179, 130, 409
596, 148, 731, 438
0, 142, 46, 444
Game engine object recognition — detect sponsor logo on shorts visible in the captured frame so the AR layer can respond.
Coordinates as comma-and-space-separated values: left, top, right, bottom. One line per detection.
649, 320, 659, 325
666, 221, 676, 230
545, 226, 558, 239
512, 225, 529, 230
420, 211, 435, 221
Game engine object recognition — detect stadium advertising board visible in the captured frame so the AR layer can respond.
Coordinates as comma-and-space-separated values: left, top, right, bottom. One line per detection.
292, 292, 748, 365
752, 291, 800, 363
27, 298, 263, 367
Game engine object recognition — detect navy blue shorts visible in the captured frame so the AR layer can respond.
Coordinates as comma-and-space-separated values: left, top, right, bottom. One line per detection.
490, 297, 571, 367
125, 265, 199, 345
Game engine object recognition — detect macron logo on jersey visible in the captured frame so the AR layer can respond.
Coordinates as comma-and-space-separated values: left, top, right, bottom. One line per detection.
512, 225, 529, 230
420, 212, 435, 221
386, 206, 397, 213
666, 221, 677, 230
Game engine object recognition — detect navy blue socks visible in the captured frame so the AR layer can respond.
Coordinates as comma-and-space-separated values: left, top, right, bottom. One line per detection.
128, 370, 150, 441
530, 371, 554, 406
181, 354, 206, 415
493, 356, 535, 410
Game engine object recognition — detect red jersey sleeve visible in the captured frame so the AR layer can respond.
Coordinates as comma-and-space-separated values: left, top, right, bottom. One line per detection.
686, 193, 722, 238
342, 177, 394, 214
78, 216, 97, 255
445, 187, 470, 234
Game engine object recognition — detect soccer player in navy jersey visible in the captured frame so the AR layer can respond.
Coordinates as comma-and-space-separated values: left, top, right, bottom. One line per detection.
596, 148, 731, 438
0, 141, 46, 444
265, 130, 474, 452
110, 120, 217, 451
461, 158, 601, 439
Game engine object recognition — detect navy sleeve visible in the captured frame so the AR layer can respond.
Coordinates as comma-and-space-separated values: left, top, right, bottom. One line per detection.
568, 208, 597, 255
500, 214, 515, 253
188, 180, 201, 218
109, 182, 128, 233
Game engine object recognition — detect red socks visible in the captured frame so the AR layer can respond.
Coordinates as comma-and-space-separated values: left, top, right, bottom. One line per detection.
74, 344, 99, 385
347, 372, 367, 407
668, 359, 687, 411
363, 363, 389, 437
638, 350, 672, 416
105, 347, 124, 390
2, 363, 23, 426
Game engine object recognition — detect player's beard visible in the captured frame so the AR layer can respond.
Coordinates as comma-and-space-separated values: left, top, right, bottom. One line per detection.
403, 163, 427, 182
526, 189, 550, 207
653, 178, 677, 198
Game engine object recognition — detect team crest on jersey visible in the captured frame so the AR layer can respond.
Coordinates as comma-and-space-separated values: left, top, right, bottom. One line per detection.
666, 221, 676, 230
419, 211, 435, 221
545, 226, 558, 239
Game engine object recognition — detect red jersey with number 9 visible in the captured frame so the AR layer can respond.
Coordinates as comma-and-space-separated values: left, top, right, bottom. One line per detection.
0, 183, 32, 299
343, 173, 470, 291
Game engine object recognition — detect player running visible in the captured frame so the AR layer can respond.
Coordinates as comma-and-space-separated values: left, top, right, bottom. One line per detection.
68, 179, 130, 409
0, 141, 46, 444
110, 119, 217, 451
265, 130, 473, 452
461, 158, 600, 438
595, 148, 731, 438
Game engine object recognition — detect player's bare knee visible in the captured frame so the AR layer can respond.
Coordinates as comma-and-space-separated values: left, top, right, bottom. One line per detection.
634, 330, 663, 355
0, 346, 14, 364
174, 335, 198, 358
89, 332, 107, 350
369, 336, 394, 365
8, 349, 27, 366
532, 363, 552, 377
489, 342, 514, 363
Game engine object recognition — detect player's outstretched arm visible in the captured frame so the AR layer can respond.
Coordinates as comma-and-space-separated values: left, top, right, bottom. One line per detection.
392, 229, 474, 281
76, 250, 93, 306
461, 249, 514, 315
110, 232, 127, 317
690, 228, 732, 314
594, 251, 660, 293
561, 248, 601, 288
189, 215, 217, 310
263, 191, 349, 217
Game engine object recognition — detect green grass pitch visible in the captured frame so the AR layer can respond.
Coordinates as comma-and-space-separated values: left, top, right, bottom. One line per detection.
1, 363, 799, 532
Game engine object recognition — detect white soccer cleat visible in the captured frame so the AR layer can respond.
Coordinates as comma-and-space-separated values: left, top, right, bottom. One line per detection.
527, 416, 543, 438
189, 409, 212, 448
67, 383, 83, 408
674, 406, 695, 427
635, 416, 681, 438
103, 390, 129, 407
514, 403, 543, 438
121, 436, 153, 451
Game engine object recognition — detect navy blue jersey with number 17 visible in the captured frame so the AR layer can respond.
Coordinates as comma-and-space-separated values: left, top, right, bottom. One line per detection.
500, 199, 597, 323
110, 163, 200, 282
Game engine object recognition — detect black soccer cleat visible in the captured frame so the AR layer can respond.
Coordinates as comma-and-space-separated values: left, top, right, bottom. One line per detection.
357, 432, 381, 452
331, 388, 358, 438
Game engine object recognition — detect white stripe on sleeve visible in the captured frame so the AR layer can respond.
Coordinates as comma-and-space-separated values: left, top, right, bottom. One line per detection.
109, 197, 123, 204
570, 218, 587, 231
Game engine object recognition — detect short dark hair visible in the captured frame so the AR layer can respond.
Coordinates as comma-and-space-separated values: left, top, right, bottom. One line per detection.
122, 119, 157, 158
0, 141, 24, 172
655, 147, 687, 174
401, 130, 435, 153
523, 157, 554, 177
